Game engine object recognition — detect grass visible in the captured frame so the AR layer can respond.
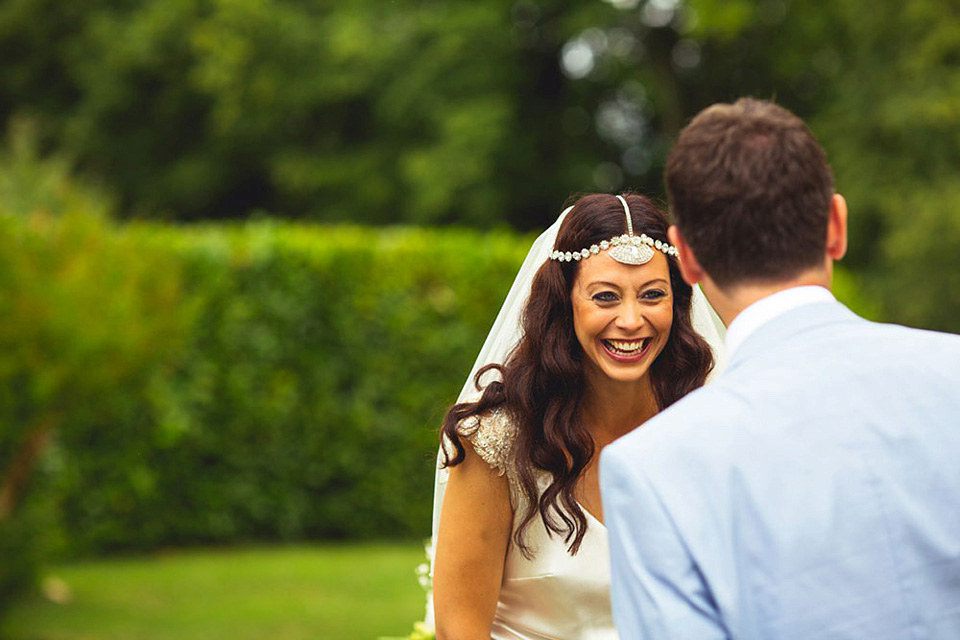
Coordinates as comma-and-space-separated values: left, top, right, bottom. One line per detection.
0, 542, 428, 640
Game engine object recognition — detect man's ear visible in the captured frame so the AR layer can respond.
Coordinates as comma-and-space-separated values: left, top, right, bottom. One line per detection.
826, 193, 848, 261
668, 226, 703, 286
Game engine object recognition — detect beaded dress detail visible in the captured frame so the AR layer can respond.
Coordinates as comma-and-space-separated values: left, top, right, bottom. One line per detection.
456, 408, 519, 491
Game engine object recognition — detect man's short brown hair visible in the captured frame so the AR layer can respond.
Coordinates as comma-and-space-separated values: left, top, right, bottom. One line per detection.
665, 98, 834, 287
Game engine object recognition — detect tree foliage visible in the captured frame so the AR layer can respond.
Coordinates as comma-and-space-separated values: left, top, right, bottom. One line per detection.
0, 0, 838, 226
0, 123, 187, 606
810, 0, 960, 329
0, 0, 956, 321
0, 0, 537, 225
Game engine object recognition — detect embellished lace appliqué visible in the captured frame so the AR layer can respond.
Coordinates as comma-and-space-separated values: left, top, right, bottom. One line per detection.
437, 406, 521, 505
457, 407, 517, 478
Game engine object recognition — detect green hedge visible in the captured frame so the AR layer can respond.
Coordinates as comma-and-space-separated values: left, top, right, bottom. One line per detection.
40, 217, 528, 555
2, 209, 881, 563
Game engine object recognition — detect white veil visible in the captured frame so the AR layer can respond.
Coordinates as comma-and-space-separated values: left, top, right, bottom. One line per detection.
423, 206, 727, 628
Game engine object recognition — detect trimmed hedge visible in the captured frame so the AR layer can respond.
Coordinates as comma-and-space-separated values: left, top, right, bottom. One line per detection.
49, 219, 530, 554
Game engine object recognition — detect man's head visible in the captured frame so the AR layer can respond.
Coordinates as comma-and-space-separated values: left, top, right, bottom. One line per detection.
665, 98, 838, 290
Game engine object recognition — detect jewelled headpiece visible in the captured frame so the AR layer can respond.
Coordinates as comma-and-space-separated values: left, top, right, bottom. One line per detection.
550, 195, 678, 265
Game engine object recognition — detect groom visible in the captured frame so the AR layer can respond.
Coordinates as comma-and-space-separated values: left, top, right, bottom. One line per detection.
600, 98, 960, 640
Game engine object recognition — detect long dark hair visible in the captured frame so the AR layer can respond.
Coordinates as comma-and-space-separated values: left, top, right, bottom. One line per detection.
440, 193, 714, 556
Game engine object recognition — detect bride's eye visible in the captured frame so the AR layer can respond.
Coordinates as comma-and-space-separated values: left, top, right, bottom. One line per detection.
592, 291, 619, 303
642, 289, 668, 301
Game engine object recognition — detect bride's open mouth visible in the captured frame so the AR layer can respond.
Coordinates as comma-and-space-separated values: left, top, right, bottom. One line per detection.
601, 338, 650, 361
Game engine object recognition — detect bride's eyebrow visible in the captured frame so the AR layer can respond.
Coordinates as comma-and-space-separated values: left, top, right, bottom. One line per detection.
586, 280, 621, 290
641, 278, 670, 288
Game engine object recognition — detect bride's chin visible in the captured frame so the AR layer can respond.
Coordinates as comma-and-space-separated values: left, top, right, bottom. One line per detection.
594, 359, 654, 383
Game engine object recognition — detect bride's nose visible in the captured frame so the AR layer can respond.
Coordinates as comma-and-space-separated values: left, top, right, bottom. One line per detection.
615, 301, 646, 330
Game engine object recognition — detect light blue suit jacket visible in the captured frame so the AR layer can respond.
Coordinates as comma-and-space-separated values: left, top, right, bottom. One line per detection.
601, 300, 960, 640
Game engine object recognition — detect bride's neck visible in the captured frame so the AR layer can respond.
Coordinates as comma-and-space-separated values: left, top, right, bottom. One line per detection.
580, 376, 659, 447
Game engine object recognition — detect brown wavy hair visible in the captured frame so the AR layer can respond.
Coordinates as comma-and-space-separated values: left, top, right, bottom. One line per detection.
440, 193, 714, 556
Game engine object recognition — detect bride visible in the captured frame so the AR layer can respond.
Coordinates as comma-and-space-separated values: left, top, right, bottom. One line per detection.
428, 193, 726, 639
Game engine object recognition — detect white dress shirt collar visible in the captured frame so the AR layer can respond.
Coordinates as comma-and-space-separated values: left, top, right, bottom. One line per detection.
724, 285, 836, 359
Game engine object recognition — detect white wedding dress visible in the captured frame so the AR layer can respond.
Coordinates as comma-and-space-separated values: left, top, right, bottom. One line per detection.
425, 205, 726, 638
457, 408, 618, 640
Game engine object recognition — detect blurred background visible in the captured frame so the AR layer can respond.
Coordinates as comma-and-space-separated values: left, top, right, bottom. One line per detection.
0, 0, 957, 638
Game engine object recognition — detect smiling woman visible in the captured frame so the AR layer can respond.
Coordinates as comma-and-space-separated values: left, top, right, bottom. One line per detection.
429, 193, 723, 640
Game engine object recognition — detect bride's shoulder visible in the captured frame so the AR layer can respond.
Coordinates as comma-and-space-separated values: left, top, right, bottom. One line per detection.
456, 405, 518, 479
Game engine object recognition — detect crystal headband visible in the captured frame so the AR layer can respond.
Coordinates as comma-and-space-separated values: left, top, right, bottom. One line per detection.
550, 195, 678, 265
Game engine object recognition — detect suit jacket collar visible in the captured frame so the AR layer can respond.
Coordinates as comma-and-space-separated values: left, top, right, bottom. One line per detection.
724, 299, 860, 372
725, 286, 836, 358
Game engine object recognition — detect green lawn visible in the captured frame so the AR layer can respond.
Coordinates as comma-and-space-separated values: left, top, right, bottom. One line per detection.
0, 542, 428, 640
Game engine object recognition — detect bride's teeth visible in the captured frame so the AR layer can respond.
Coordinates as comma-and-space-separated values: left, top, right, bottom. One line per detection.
607, 339, 646, 353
